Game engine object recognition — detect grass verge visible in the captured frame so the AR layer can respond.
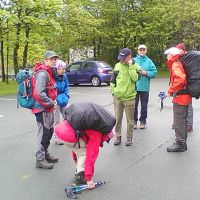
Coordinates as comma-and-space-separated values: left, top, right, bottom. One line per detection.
0, 68, 169, 96
157, 68, 169, 78
0, 80, 18, 96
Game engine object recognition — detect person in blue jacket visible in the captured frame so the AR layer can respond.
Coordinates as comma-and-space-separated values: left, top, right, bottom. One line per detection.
54, 60, 70, 144
134, 44, 157, 129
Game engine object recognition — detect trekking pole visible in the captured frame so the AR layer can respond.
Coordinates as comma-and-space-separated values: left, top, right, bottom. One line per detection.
158, 92, 167, 111
65, 181, 108, 199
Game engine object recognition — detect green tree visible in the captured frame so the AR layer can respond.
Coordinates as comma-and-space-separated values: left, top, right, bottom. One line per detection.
0, 7, 10, 82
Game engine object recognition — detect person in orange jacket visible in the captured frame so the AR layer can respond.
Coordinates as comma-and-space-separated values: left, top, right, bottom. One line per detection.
164, 47, 192, 152
176, 43, 193, 132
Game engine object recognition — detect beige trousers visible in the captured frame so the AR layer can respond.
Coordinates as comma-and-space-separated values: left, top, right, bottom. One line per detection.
64, 139, 86, 173
113, 96, 135, 138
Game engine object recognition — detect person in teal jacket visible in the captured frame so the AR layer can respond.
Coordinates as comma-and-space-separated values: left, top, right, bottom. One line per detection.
110, 48, 139, 146
133, 44, 157, 129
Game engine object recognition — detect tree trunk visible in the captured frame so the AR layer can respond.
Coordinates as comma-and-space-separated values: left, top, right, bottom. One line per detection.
22, 27, 30, 68
93, 38, 96, 60
97, 37, 102, 59
6, 22, 9, 84
0, 38, 6, 82
13, 9, 22, 76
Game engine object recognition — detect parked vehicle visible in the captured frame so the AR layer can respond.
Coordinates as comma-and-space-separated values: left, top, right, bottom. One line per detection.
66, 61, 113, 86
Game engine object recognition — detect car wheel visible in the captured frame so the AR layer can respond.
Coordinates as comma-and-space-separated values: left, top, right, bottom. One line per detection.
91, 76, 101, 87
106, 81, 110, 86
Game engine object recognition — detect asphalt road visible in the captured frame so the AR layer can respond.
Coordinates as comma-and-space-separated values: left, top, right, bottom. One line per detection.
0, 78, 200, 200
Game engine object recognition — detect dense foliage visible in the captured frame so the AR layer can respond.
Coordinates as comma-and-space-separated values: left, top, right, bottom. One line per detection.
1, 0, 200, 81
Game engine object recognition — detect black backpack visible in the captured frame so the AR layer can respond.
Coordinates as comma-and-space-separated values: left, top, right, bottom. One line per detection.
178, 51, 200, 99
64, 102, 116, 138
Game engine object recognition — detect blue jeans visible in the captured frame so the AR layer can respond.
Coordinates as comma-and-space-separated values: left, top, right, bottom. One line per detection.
134, 91, 149, 124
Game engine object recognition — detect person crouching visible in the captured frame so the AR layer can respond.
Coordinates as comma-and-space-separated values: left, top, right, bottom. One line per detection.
54, 102, 115, 188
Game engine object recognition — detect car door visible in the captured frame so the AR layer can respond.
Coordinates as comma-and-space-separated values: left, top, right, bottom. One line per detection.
66, 62, 81, 83
77, 62, 95, 83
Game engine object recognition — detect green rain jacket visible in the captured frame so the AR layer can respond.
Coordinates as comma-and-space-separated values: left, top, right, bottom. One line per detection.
110, 62, 139, 101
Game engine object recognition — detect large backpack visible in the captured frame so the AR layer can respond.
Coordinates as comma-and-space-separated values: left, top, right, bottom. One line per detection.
16, 68, 35, 109
64, 102, 116, 138
178, 51, 200, 99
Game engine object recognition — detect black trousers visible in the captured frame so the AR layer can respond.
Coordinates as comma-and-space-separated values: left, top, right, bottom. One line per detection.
134, 91, 149, 124
173, 103, 188, 144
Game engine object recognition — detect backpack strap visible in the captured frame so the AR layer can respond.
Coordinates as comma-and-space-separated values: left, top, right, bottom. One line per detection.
176, 89, 188, 96
74, 140, 81, 148
33, 69, 56, 90
73, 130, 88, 148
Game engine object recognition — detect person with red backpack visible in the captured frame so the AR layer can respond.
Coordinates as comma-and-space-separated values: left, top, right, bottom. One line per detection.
54, 102, 115, 189
32, 51, 59, 169
164, 47, 192, 152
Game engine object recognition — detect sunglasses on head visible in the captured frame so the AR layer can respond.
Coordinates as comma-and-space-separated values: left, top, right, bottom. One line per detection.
139, 48, 146, 51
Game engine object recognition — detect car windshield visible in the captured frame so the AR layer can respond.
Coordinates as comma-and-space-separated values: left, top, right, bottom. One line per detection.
97, 62, 112, 68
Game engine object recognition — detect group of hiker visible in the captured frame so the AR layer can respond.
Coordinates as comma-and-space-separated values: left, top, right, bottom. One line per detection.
110, 44, 157, 146
111, 43, 194, 153
29, 42, 195, 189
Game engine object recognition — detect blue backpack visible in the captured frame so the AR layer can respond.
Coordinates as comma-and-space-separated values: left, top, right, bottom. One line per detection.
16, 68, 35, 109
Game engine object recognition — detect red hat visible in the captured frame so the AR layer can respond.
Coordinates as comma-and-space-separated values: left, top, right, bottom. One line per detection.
176, 43, 186, 52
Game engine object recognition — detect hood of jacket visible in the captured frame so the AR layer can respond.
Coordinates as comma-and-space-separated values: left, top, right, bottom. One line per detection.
166, 55, 180, 70
34, 63, 55, 77
136, 54, 148, 60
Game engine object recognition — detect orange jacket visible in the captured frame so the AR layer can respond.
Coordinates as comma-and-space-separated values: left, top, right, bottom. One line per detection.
166, 55, 191, 105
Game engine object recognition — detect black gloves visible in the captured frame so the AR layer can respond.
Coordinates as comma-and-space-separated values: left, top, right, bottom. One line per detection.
110, 70, 119, 85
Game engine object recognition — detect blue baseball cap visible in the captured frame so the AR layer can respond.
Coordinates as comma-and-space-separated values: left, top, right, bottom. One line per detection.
118, 48, 132, 61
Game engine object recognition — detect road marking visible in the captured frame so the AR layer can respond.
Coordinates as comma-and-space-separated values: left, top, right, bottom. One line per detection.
0, 97, 15, 101
70, 92, 110, 96
0, 115, 4, 118
20, 175, 31, 180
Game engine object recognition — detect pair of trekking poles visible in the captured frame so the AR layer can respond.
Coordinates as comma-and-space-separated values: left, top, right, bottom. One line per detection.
65, 181, 107, 199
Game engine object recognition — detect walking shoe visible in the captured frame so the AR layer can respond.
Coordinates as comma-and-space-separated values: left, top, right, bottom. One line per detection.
134, 122, 137, 129
73, 171, 87, 186
167, 143, 187, 152
114, 136, 121, 145
139, 122, 146, 129
171, 124, 175, 129
36, 159, 54, 169
125, 137, 133, 146
187, 125, 193, 133
45, 153, 58, 163
55, 139, 64, 145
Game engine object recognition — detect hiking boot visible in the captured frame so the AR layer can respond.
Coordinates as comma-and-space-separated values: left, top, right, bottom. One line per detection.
55, 139, 64, 145
114, 136, 121, 145
171, 124, 175, 129
36, 159, 54, 169
139, 122, 146, 129
45, 153, 58, 163
187, 125, 193, 133
134, 122, 137, 129
73, 171, 87, 186
125, 137, 133, 146
167, 143, 187, 152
